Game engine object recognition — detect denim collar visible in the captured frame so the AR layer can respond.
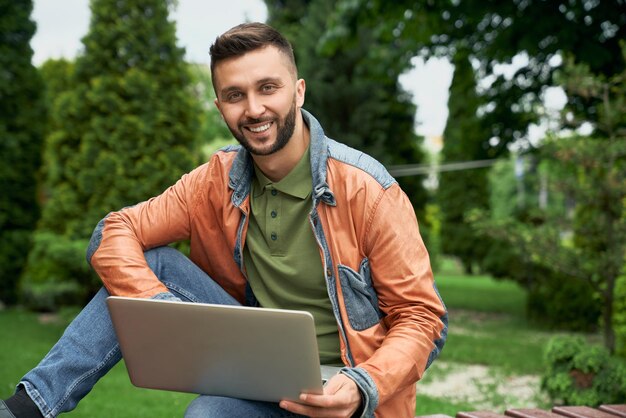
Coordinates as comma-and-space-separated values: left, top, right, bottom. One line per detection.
228, 109, 336, 208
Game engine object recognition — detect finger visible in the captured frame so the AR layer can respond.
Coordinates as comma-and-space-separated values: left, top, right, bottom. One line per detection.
302, 375, 355, 407
279, 375, 360, 417
279, 399, 347, 418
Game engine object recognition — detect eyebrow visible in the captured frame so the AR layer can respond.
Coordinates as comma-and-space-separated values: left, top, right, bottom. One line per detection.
219, 77, 285, 98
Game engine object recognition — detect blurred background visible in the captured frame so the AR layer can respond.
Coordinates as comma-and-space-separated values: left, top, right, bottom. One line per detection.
1, 0, 625, 415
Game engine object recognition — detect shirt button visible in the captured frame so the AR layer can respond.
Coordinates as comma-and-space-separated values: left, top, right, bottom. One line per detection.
271, 210, 277, 218
271, 189, 278, 196
271, 232, 277, 241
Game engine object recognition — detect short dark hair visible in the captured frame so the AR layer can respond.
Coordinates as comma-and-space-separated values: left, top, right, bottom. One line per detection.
209, 22, 297, 87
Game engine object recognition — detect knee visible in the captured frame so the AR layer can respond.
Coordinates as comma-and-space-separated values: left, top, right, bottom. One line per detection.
144, 245, 181, 261
143, 246, 183, 270
184, 396, 222, 418
143, 246, 189, 287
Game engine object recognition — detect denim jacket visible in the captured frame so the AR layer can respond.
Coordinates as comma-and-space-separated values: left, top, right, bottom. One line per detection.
89, 109, 448, 417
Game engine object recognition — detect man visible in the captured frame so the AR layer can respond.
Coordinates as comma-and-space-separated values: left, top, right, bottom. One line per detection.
1, 22, 447, 418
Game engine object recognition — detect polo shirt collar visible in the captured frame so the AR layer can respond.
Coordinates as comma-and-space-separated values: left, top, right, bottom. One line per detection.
252, 145, 312, 200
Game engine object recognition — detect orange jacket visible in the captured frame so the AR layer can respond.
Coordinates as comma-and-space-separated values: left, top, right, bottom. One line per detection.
88, 110, 448, 417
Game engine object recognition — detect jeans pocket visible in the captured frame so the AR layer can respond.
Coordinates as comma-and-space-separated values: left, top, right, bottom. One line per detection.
337, 258, 383, 331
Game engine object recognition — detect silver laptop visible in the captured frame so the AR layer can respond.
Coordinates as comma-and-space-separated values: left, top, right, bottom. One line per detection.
106, 296, 340, 402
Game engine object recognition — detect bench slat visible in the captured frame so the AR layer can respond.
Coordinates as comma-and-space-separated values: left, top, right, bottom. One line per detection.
506, 408, 564, 418
599, 406, 626, 418
553, 406, 622, 418
457, 411, 509, 418
416, 414, 454, 418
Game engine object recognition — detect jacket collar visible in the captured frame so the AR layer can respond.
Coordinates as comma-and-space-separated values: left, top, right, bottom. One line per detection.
229, 108, 336, 207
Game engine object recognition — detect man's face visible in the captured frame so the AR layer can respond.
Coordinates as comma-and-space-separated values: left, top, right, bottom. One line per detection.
213, 46, 305, 156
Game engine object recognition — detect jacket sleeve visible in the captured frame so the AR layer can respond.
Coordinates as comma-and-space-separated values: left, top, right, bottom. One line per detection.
86, 164, 207, 297
358, 182, 448, 408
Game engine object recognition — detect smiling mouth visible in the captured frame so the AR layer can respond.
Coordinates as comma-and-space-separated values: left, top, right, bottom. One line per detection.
247, 122, 272, 133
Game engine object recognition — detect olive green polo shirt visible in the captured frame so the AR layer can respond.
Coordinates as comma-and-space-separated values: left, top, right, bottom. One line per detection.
243, 146, 342, 365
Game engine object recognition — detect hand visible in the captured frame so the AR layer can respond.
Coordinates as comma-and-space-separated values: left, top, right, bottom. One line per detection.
279, 373, 362, 417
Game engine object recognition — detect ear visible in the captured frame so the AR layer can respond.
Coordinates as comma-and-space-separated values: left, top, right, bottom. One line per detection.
214, 98, 223, 116
295, 78, 306, 108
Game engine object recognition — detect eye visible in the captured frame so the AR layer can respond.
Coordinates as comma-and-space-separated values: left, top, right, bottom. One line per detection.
226, 91, 243, 102
261, 84, 277, 93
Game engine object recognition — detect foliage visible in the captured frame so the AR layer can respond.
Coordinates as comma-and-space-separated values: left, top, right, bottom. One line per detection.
265, 0, 429, 218
430, 0, 626, 149
474, 40, 626, 350
422, 203, 442, 272
479, 154, 603, 331
319, 1, 623, 152
22, 0, 201, 308
21, 232, 95, 311
525, 268, 602, 332
0, 0, 45, 305
541, 335, 626, 406
187, 63, 232, 151
438, 47, 493, 273
614, 266, 626, 358
38, 58, 75, 112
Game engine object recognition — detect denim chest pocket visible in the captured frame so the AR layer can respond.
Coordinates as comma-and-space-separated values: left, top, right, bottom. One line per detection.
337, 258, 384, 331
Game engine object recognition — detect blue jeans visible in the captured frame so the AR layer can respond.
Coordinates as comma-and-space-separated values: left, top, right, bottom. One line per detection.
19, 247, 303, 418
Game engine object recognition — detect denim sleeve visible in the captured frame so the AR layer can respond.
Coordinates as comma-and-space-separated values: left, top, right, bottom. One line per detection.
86, 214, 110, 265
339, 367, 379, 418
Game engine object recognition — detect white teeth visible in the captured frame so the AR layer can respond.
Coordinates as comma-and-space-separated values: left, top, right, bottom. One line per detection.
249, 123, 271, 133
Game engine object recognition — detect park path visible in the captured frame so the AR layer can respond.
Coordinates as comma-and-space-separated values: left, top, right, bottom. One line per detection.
417, 361, 547, 410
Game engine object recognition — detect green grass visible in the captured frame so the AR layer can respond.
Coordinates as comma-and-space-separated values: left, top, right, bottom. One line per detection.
433, 267, 554, 374
414, 394, 475, 415
1, 263, 593, 416
438, 310, 552, 375
436, 274, 527, 316
0, 308, 194, 417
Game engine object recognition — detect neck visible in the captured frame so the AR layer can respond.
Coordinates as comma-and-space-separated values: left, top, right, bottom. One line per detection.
252, 112, 309, 182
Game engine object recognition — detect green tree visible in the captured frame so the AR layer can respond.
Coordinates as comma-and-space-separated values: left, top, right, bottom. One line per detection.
187, 63, 234, 157
265, 0, 429, 216
22, 0, 200, 309
438, 47, 492, 273
477, 47, 626, 351
38, 58, 75, 193
431, 0, 625, 149
534, 51, 626, 350
482, 155, 602, 332
320, 0, 625, 151
0, 0, 45, 305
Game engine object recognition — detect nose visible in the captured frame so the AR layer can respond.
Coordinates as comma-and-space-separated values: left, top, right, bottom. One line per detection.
244, 94, 265, 119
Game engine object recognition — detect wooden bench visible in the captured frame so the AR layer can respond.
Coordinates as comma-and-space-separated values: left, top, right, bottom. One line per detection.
417, 404, 626, 418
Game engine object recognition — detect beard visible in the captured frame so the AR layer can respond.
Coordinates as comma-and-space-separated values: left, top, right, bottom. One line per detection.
227, 99, 297, 156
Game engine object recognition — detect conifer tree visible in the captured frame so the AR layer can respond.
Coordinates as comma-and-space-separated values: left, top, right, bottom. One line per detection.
0, 0, 45, 305
23, 0, 200, 307
438, 47, 491, 273
265, 0, 429, 216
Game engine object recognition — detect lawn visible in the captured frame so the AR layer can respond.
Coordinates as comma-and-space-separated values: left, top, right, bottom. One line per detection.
0, 261, 593, 416
0, 308, 195, 417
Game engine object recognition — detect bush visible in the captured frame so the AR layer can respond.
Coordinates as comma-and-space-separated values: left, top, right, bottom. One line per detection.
614, 268, 626, 358
541, 335, 626, 406
527, 270, 602, 332
20, 231, 96, 311
422, 203, 442, 273
0, 1, 45, 306
0, 230, 32, 304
